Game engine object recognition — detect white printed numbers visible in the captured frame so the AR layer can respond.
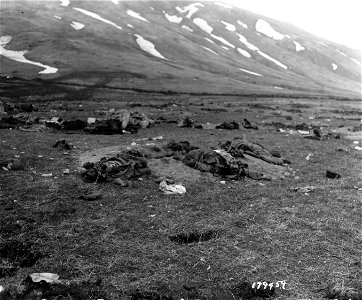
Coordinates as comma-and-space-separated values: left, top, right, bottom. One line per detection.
252, 280, 286, 290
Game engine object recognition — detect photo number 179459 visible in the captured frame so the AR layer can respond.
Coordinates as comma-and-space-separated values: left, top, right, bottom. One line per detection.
252, 280, 287, 290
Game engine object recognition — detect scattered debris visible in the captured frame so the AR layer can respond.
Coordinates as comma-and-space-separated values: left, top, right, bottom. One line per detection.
81, 153, 151, 183
306, 153, 312, 160
297, 130, 310, 135
166, 137, 288, 180
326, 170, 341, 179
53, 139, 73, 150
178, 116, 194, 128
292, 186, 315, 193
87, 117, 96, 124
41, 173, 53, 177
14, 103, 35, 113
0, 159, 25, 171
152, 136, 163, 140
243, 118, 258, 130
159, 180, 186, 194
30, 273, 60, 284
352, 123, 362, 132
85, 110, 154, 134
216, 121, 240, 130
0, 113, 39, 129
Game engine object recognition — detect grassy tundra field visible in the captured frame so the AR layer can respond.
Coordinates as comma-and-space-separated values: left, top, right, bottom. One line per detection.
0, 90, 361, 300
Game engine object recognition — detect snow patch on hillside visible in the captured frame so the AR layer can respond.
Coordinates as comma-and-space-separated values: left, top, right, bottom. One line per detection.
255, 19, 284, 40
182, 25, 193, 32
205, 38, 215, 44
54, 15, 61, 20
221, 46, 229, 50
274, 86, 283, 89
332, 63, 338, 70
0, 35, 58, 74
337, 50, 347, 56
127, 10, 149, 22
193, 18, 213, 33
214, 2, 233, 8
202, 46, 218, 55
257, 50, 288, 69
176, 3, 204, 19
213, 35, 235, 48
237, 20, 248, 29
0, 36, 13, 46
74, 8, 123, 30
239, 68, 262, 76
60, 0, 69, 7
237, 48, 251, 58
193, 18, 235, 48
221, 20, 236, 31
110, 0, 119, 4
134, 34, 167, 60
293, 41, 305, 51
127, 24, 134, 28
70, 21, 85, 30
163, 11, 182, 24
236, 33, 259, 51
351, 58, 361, 66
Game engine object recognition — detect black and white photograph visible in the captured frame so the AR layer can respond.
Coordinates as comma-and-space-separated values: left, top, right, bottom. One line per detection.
0, 0, 361, 299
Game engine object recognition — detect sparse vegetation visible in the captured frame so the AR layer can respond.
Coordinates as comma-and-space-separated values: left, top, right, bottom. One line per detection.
1, 92, 361, 299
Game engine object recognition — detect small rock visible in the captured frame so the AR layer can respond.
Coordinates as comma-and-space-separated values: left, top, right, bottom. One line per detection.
139, 120, 150, 129
77, 167, 87, 174
220, 181, 226, 184
270, 149, 281, 158
41, 173, 53, 177
62, 169, 70, 175
326, 170, 341, 179
114, 178, 129, 187
53, 139, 73, 150
79, 192, 103, 201
152, 136, 163, 140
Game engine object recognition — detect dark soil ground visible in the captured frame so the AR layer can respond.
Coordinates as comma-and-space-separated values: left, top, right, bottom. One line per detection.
0, 86, 361, 300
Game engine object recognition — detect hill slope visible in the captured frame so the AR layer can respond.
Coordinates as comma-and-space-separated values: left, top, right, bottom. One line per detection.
0, 0, 361, 98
